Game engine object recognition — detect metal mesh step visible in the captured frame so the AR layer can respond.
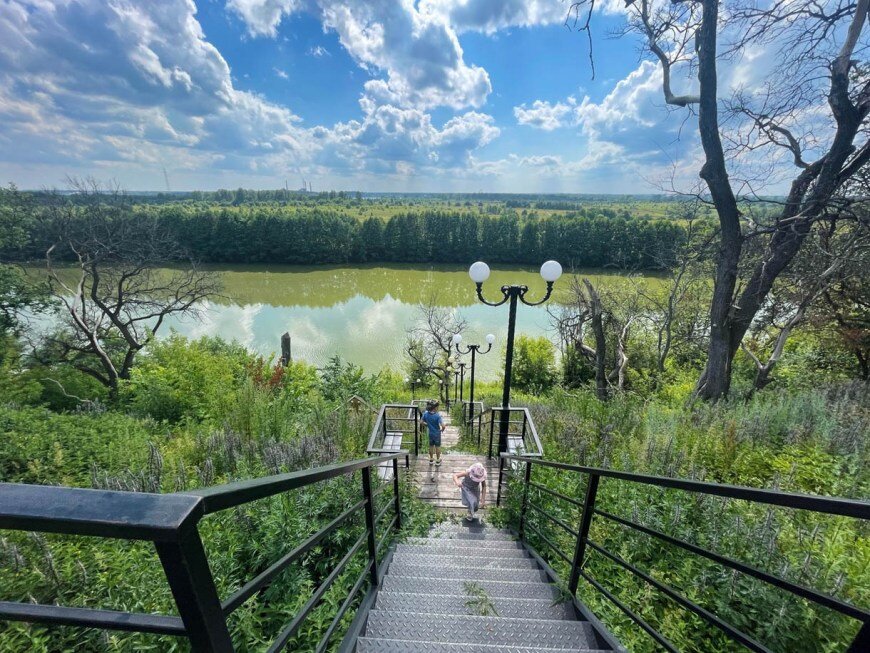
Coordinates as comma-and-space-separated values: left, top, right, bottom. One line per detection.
396, 542, 528, 556
426, 529, 518, 542
387, 564, 546, 582
381, 575, 559, 600
356, 637, 612, 653
364, 610, 599, 649
390, 552, 538, 570
374, 591, 577, 620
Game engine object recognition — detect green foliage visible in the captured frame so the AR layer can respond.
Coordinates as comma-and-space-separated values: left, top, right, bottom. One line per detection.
123, 334, 250, 422
511, 335, 559, 394
319, 355, 383, 403
463, 581, 499, 616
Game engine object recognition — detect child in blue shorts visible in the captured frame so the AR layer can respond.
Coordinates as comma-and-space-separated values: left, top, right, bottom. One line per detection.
420, 399, 445, 465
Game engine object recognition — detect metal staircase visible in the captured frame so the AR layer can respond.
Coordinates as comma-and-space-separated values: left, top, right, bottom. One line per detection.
354, 523, 620, 652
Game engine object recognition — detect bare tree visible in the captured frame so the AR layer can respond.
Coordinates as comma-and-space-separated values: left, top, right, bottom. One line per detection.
742, 219, 869, 392
552, 277, 641, 400
405, 295, 466, 403
570, 0, 870, 399
37, 183, 220, 398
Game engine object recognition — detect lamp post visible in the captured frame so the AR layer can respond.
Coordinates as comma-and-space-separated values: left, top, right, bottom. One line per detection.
457, 362, 466, 404
453, 368, 461, 407
451, 332, 495, 423
469, 260, 562, 456
408, 377, 421, 400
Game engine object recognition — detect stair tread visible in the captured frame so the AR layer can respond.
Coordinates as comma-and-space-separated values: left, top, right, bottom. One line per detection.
374, 592, 577, 620
381, 576, 560, 599
356, 637, 611, 653
387, 563, 545, 582
390, 552, 538, 569
396, 542, 527, 555
365, 610, 599, 649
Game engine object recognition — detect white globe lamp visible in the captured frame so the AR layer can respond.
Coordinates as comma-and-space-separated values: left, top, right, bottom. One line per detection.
469, 261, 491, 284
540, 260, 563, 283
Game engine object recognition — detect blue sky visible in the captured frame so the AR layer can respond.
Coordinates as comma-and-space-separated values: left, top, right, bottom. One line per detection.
0, 1, 707, 192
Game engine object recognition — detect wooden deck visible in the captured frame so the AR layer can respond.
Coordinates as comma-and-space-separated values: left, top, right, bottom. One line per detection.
412, 412, 498, 512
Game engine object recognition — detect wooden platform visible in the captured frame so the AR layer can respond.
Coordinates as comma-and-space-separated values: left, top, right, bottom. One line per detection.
412, 412, 498, 512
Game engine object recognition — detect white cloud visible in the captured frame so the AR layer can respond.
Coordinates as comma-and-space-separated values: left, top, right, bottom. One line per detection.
228, 0, 492, 111
514, 98, 578, 130
316, 104, 499, 175
419, 0, 565, 34
0, 0, 312, 176
227, 0, 299, 38
273, 67, 289, 79
308, 45, 330, 57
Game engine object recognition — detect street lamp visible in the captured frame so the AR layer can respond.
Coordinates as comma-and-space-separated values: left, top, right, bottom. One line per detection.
407, 377, 421, 400
469, 260, 562, 456
452, 332, 495, 423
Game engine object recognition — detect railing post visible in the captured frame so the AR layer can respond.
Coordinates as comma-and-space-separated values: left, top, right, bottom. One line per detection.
154, 527, 235, 653
361, 467, 379, 587
392, 457, 402, 530
488, 410, 495, 459
518, 461, 532, 540
569, 473, 600, 595
847, 622, 869, 653
414, 407, 419, 457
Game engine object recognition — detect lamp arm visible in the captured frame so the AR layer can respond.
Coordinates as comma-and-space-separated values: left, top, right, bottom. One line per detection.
480, 343, 493, 355
518, 282, 554, 307
455, 343, 473, 355
476, 283, 510, 307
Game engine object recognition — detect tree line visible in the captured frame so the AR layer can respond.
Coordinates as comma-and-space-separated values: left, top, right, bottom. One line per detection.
6, 201, 688, 270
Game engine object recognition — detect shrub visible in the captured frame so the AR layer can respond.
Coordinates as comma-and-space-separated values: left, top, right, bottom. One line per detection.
512, 335, 558, 394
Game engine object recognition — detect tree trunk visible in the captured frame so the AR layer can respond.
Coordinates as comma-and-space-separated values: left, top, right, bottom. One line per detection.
584, 279, 608, 401
694, 0, 744, 401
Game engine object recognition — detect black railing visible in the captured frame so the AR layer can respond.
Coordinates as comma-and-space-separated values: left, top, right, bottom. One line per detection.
498, 453, 870, 653
366, 403, 420, 457
486, 406, 543, 459
0, 452, 407, 652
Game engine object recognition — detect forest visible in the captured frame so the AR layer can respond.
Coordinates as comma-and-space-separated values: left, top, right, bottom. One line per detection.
5, 190, 690, 270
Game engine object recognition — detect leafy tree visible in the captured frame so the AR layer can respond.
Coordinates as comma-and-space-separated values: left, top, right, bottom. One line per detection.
511, 335, 558, 394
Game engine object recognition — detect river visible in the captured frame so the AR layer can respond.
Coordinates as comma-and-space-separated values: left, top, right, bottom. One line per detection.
30, 264, 662, 380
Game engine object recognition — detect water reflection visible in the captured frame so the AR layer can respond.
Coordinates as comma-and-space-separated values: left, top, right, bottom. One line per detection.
30, 264, 661, 379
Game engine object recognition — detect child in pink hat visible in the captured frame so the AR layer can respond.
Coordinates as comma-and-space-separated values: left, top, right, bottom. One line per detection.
453, 462, 487, 522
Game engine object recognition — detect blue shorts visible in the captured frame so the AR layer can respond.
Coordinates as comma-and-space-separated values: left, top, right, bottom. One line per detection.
429, 433, 441, 447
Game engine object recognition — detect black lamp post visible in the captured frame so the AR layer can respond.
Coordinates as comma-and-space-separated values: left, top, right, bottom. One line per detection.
451, 332, 495, 423
457, 362, 466, 404
469, 260, 562, 456
407, 377, 421, 400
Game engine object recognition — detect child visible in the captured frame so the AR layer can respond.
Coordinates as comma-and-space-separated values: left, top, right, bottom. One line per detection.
420, 399, 446, 465
453, 463, 487, 522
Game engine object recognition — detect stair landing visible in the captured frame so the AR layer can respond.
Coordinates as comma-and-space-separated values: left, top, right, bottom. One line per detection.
414, 412, 497, 511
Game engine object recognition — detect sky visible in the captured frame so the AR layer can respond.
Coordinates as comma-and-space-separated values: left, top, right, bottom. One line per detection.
0, 0, 780, 193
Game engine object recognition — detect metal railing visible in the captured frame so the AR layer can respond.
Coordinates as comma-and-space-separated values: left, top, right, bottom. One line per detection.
366, 403, 420, 457
498, 453, 870, 653
0, 452, 407, 652
486, 406, 544, 459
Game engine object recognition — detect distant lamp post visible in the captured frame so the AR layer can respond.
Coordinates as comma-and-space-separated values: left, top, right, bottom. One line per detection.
469, 260, 562, 456
408, 377, 421, 400
457, 362, 466, 404
452, 332, 495, 423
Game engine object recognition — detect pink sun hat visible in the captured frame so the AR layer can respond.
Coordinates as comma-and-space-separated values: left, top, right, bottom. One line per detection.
468, 463, 487, 483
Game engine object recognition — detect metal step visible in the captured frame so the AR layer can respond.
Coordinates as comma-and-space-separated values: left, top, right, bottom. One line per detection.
356, 637, 611, 653
381, 575, 560, 600
387, 563, 546, 582
396, 542, 528, 556
402, 536, 524, 548
374, 591, 577, 620
364, 610, 599, 649
427, 529, 518, 542
390, 552, 538, 570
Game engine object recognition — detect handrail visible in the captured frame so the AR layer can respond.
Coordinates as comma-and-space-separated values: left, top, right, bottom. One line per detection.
499, 452, 870, 653
366, 403, 419, 457
0, 450, 408, 652
486, 406, 544, 459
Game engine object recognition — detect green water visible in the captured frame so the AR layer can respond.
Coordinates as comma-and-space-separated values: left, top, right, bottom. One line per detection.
33, 264, 662, 379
